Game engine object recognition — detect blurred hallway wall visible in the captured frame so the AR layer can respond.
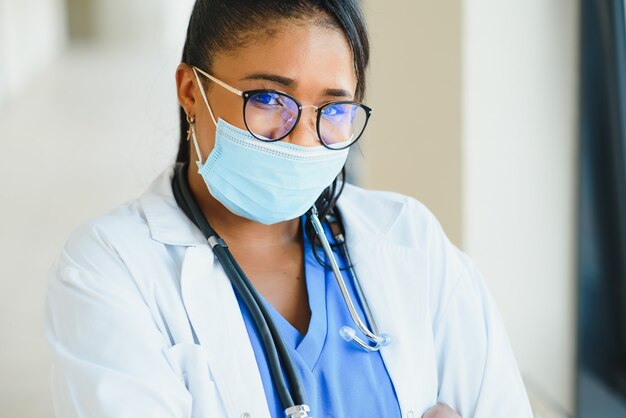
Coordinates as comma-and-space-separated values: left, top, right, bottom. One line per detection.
462, 1, 578, 413
364, 0, 578, 414
363, 1, 463, 246
64, 0, 195, 49
0, 0, 67, 105
0, 2, 194, 417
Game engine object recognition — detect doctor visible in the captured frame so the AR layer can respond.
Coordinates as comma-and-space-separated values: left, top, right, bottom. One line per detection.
44, 0, 534, 417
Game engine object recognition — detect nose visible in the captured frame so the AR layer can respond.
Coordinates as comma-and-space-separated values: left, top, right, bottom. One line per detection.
284, 105, 320, 147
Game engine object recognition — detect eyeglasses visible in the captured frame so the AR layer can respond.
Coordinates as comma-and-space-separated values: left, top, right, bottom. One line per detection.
192, 66, 372, 150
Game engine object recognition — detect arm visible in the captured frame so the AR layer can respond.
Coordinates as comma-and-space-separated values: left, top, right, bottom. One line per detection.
432, 251, 534, 418
44, 223, 192, 418
423, 403, 462, 418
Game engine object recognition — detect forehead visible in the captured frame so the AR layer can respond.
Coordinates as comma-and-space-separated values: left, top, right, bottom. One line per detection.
211, 22, 357, 95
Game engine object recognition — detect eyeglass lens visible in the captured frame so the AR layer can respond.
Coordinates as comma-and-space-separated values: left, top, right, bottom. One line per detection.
244, 91, 368, 149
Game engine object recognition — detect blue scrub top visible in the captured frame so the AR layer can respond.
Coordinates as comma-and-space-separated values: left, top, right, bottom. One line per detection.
234, 216, 402, 418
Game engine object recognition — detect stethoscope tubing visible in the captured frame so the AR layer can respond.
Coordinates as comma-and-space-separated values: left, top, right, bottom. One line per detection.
336, 234, 380, 336
226, 246, 308, 405
172, 162, 306, 410
309, 207, 388, 351
215, 244, 301, 407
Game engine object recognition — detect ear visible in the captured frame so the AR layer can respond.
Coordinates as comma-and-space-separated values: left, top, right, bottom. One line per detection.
176, 63, 197, 117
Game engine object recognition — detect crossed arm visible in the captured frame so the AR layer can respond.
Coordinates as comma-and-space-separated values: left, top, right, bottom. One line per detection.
423, 403, 462, 418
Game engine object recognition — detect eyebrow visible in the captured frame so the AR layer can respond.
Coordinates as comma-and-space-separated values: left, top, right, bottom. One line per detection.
241, 72, 353, 98
323, 88, 353, 98
241, 72, 295, 87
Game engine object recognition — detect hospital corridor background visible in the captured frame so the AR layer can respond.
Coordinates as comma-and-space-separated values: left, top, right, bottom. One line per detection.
1, 1, 625, 417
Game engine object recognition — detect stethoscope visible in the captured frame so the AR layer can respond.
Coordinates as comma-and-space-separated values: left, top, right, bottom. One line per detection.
171, 161, 390, 418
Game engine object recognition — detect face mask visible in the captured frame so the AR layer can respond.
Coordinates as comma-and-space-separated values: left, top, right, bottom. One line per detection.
190, 116, 349, 225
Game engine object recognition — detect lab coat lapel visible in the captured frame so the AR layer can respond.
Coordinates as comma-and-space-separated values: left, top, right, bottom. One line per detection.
141, 165, 270, 416
343, 238, 427, 415
180, 245, 271, 418
338, 190, 437, 416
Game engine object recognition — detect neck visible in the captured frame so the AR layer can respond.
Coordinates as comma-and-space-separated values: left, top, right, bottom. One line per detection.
186, 165, 301, 248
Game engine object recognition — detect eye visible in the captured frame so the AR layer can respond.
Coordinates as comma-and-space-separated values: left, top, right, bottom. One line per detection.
250, 92, 280, 106
322, 103, 349, 118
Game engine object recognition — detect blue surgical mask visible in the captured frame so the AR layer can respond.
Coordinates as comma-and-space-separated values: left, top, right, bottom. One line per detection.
190, 117, 349, 225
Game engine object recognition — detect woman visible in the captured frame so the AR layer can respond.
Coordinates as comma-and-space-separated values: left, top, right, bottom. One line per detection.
44, 1, 534, 417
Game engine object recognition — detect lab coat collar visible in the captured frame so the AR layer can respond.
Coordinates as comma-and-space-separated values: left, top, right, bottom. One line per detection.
138, 164, 206, 247
336, 186, 407, 245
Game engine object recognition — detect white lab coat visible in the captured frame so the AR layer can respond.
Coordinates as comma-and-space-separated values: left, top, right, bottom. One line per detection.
44, 164, 534, 418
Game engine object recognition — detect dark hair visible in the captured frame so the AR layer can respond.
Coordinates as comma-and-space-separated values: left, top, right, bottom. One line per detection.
176, 0, 369, 248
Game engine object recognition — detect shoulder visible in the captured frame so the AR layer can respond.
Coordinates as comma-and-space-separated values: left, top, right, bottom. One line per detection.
74, 198, 148, 239
340, 181, 420, 208
339, 183, 477, 323
55, 164, 190, 275
57, 199, 152, 273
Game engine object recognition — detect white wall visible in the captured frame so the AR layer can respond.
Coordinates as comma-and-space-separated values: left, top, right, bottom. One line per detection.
0, 0, 67, 105
0, 2, 194, 416
91, 0, 161, 46
88, 0, 195, 49
462, 0, 579, 413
